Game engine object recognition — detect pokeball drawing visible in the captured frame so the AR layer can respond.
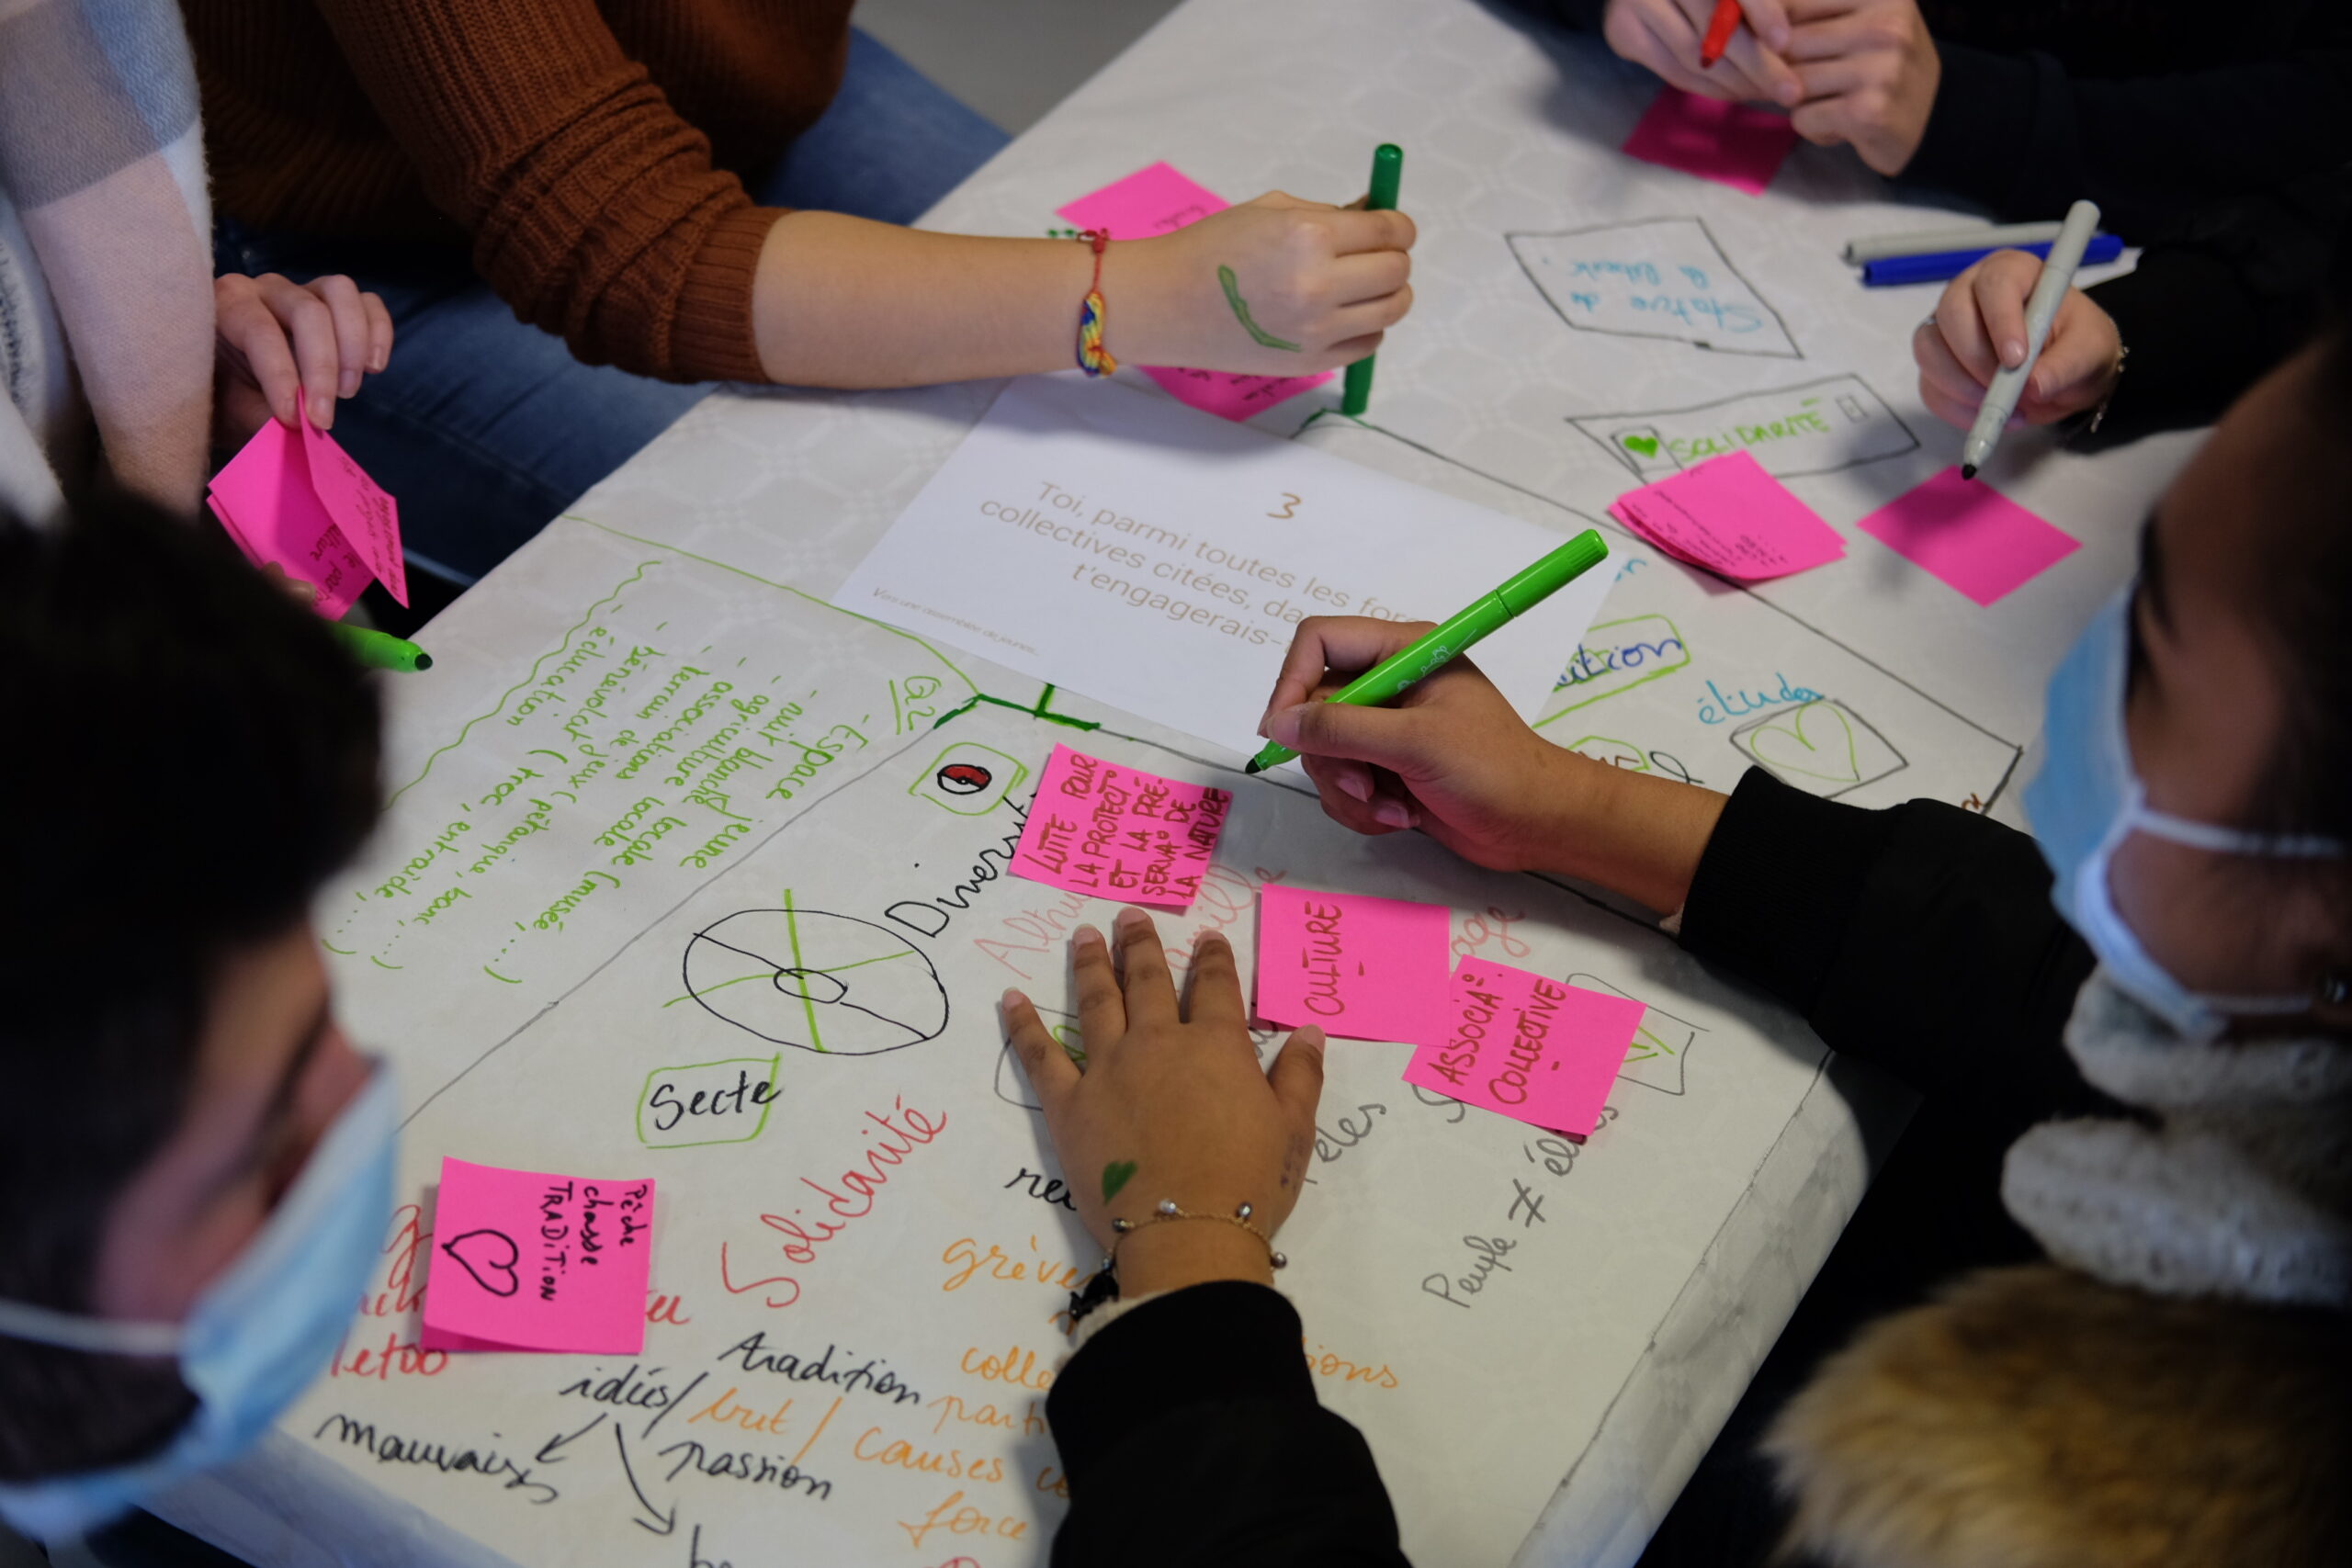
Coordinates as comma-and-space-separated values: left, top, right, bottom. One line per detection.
908, 741, 1028, 815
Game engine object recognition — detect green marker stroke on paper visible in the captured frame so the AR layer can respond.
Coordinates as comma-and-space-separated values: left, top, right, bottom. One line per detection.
1219, 265, 1301, 352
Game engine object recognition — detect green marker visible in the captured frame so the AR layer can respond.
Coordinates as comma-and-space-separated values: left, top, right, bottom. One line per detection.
1340, 143, 1405, 418
1246, 529, 1607, 775
332, 623, 434, 672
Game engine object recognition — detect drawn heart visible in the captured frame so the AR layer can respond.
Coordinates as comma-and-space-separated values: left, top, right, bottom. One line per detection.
441, 1228, 522, 1298
1101, 1160, 1138, 1203
1620, 434, 1661, 457
1746, 701, 1861, 784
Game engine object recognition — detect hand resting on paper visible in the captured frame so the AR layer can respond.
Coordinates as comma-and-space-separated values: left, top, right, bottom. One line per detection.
1002, 909, 1325, 1297
1914, 250, 2124, 431
1261, 615, 1730, 915
213, 272, 394, 449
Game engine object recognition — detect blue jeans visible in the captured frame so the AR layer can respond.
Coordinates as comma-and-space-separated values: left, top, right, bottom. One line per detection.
215, 28, 1008, 584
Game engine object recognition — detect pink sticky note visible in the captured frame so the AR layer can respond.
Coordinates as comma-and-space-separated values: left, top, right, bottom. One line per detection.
1402, 963, 1646, 1138
206, 419, 373, 618
1611, 450, 1846, 581
1057, 164, 1334, 422
1854, 468, 2081, 606
1011, 745, 1232, 909
301, 412, 407, 606
1255, 886, 1452, 1046
421, 1158, 654, 1354
1057, 161, 1228, 238
1622, 85, 1799, 197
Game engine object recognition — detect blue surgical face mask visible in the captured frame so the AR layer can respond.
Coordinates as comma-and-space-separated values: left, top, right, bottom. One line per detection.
2025, 591, 2344, 1042
0, 1065, 396, 1540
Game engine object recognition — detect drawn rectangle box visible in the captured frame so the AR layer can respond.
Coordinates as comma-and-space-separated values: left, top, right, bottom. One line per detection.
636, 1055, 782, 1148
1569, 374, 1918, 481
1509, 217, 1798, 358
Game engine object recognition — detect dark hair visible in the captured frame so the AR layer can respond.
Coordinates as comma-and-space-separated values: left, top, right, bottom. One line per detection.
2252, 324, 2352, 860
0, 493, 380, 1478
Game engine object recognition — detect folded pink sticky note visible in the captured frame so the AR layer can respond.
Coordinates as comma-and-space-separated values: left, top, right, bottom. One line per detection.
422, 1158, 654, 1354
1402, 963, 1646, 1138
1854, 468, 2081, 606
1623, 85, 1799, 197
1611, 450, 1846, 581
1011, 744, 1233, 908
300, 412, 407, 606
206, 419, 374, 619
1255, 886, 1452, 1046
1057, 164, 1334, 422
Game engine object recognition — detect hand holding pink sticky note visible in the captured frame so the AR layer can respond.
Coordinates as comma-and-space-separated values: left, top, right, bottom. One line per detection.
1611, 450, 1846, 581
422, 1158, 654, 1354
1057, 163, 1334, 422
1855, 468, 2080, 606
1623, 85, 1799, 197
1011, 745, 1233, 908
208, 412, 405, 616
1255, 886, 1452, 1046
1403, 963, 1646, 1138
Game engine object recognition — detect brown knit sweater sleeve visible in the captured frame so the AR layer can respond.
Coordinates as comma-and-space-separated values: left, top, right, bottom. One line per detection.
310, 0, 775, 384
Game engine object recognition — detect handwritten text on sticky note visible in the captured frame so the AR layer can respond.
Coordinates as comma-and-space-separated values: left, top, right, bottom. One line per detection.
1623, 85, 1799, 197
1853, 468, 2080, 606
1611, 450, 1846, 581
1057, 164, 1334, 422
1255, 886, 1451, 1046
1402, 964, 1646, 1138
1010, 745, 1232, 909
422, 1158, 653, 1354
207, 413, 407, 615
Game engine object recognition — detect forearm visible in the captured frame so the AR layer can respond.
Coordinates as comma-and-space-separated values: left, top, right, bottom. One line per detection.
752, 213, 1094, 386
1526, 758, 1729, 915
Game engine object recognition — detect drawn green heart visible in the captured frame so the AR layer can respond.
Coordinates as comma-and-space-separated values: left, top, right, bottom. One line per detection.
1102, 1160, 1137, 1202
1747, 701, 1860, 784
1621, 434, 1661, 457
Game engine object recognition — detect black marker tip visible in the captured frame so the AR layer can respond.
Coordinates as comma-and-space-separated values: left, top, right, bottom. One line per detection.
1959, 464, 1978, 481
1243, 759, 1264, 776
413, 651, 435, 671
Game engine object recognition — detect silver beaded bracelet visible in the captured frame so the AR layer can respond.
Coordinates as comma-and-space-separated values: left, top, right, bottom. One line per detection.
1111, 1198, 1288, 1271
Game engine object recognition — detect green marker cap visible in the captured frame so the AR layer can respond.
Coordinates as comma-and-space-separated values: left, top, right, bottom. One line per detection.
1496, 531, 1609, 615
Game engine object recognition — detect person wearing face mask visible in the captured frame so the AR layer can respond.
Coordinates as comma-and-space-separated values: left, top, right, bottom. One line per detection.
0, 496, 1403, 1568
1252, 328, 2352, 1562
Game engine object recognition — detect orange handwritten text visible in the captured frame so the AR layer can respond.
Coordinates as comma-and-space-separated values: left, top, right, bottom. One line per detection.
899, 1491, 1030, 1551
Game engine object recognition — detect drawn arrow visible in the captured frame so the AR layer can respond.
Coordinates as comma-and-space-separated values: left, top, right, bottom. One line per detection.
613, 1424, 677, 1537
534, 1411, 605, 1465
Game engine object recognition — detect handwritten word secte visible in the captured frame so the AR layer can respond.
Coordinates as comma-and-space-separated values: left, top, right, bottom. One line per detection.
1011, 745, 1231, 908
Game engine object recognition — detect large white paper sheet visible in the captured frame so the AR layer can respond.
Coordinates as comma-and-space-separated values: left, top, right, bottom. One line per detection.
833, 375, 1616, 753
282, 516, 1838, 1568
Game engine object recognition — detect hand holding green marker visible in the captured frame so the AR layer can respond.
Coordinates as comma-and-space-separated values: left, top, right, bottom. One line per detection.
1246, 529, 1608, 774
333, 623, 434, 672
1340, 143, 1404, 418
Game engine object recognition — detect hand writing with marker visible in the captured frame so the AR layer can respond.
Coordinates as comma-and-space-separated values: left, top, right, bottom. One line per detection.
1914, 250, 2123, 430
1262, 616, 1732, 915
1002, 910, 1324, 1297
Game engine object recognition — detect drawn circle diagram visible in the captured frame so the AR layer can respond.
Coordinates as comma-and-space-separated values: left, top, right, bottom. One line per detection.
683, 908, 947, 1057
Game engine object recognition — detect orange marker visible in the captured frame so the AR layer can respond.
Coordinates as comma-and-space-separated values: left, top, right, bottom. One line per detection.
1699, 0, 1743, 68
